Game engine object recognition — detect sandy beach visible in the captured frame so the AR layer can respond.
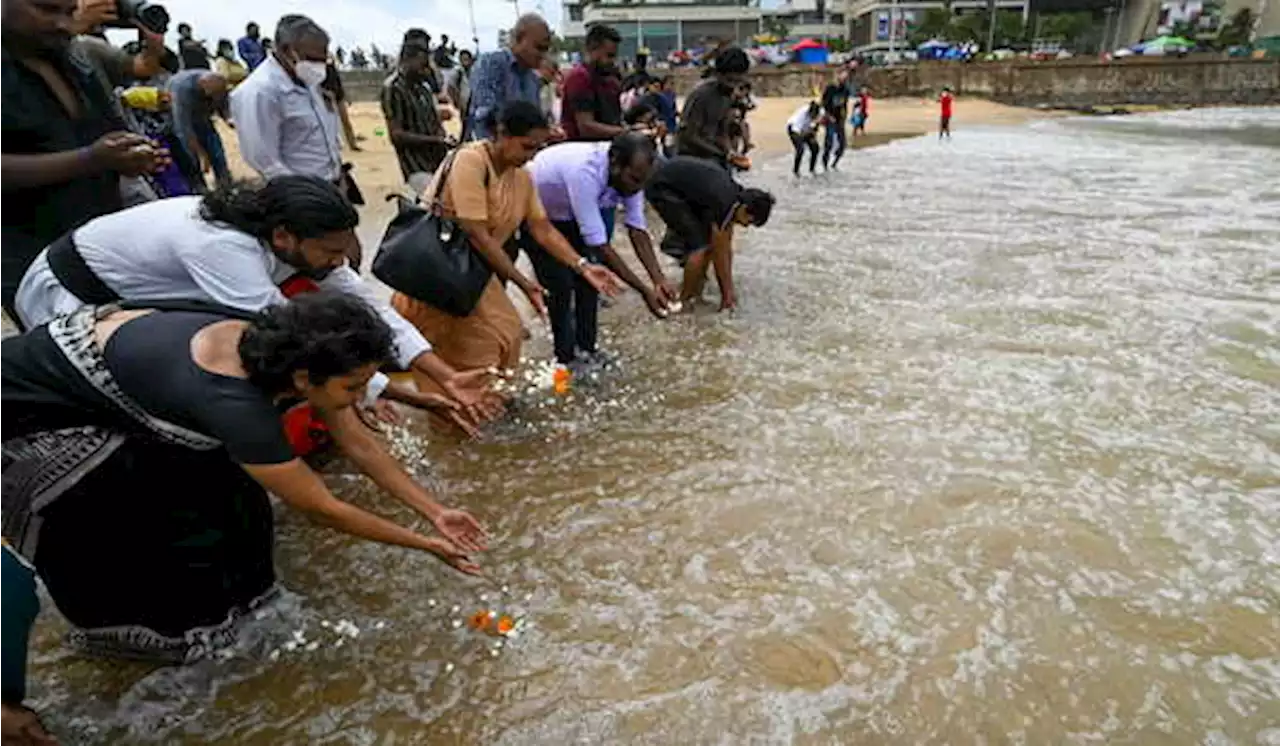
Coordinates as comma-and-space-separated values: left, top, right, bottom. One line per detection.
218, 96, 1060, 201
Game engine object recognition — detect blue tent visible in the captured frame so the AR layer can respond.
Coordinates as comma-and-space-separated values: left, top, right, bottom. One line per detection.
792, 38, 829, 65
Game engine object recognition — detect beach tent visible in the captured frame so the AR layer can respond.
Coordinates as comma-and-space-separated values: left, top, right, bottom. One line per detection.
791, 38, 829, 65
1140, 35, 1195, 55
917, 39, 952, 60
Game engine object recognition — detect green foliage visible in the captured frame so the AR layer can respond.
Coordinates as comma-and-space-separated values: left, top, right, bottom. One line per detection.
763, 16, 792, 40
1214, 8, 1254, 47
828, 37, 853, 53
550, 33, 581, 55
908, 9, 1026, 49
908, 8, 953, 45
992, 11, 1028, 47
1037, 11, 1094, 45
1169, 20, 1198, 39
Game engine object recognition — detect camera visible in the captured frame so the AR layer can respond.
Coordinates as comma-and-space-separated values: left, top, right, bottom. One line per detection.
110, 0, 170, 34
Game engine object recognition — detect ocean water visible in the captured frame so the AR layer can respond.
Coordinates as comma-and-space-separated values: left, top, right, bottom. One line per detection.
28, 107, 1280, 745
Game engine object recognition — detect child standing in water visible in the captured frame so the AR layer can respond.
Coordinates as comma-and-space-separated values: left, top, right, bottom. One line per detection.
849, 97, 865, 141
854, 86, 870, 136
939, 86, 954, 140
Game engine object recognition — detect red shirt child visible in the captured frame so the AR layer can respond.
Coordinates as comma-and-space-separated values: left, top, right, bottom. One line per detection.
938, 88, 954, 139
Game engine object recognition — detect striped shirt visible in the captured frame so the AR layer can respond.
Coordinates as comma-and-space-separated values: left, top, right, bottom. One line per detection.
380, 70, 448, 179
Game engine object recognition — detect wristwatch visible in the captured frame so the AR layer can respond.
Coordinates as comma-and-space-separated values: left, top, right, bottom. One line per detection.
575, 256, 589, 271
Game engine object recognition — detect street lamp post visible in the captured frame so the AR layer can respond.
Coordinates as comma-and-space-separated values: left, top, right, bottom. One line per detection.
888, 0, 897, 55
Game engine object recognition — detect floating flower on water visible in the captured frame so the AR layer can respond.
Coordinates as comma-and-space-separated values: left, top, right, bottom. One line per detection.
467, 610, 491, 630
495, 615, 516, 635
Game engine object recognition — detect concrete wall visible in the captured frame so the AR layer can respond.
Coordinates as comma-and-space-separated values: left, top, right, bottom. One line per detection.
341, 57, 1280, 107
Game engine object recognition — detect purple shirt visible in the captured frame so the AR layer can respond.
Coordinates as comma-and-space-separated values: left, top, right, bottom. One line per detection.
526, 141, 647, 247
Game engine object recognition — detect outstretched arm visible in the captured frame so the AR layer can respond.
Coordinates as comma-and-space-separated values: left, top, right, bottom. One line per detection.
321, 406, 488, 553
242, 456, 482, 574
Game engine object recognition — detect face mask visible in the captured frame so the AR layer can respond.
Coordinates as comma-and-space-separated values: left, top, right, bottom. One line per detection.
294, 59, 328, 88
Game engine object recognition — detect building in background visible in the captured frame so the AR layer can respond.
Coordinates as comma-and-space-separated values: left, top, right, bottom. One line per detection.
845, 0, 1031, 53
769, 0, 848, 40
560, 0, 843, 59
1113, 0, 1279, 45
557, 0, 1276, 58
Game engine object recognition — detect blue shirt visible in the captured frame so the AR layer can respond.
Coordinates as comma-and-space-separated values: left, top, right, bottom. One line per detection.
467, 49, 540, 141
526, 141, 647, 246
167, 69, 215, 138
237, 36, 266, 70
653, 90, 678, 132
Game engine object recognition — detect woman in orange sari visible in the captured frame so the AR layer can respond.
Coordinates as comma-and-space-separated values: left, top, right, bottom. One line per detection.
392, 101, 620, 404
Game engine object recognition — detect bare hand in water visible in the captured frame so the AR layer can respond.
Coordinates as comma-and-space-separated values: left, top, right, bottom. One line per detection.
422, 537, 482, 575
369, 398, 401, 425
442, 368, 504, 424
643, 288, 671, 320
432, 509, 488, 553
1, 703, 57, 746
654, 280, 678, 307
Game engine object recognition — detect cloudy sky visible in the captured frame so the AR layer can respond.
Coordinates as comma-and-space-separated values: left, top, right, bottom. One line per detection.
115, 0, 563, 57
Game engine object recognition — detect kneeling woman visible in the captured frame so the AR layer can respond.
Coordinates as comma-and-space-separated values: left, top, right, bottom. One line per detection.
1, 292, 486, 662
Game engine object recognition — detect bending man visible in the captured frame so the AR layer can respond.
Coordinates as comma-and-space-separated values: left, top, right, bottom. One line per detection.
646, 155, 775, 312
525, 133, 675, 367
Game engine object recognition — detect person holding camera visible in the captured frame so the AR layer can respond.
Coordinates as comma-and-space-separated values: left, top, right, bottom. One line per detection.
1, 0, 168, 323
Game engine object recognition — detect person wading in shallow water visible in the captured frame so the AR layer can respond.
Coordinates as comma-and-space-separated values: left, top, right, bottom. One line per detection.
524, 133, 676, 370
646, 155, 775, 311
390, 101, 622, 421
1, 291, 489, 666
12, 176, 501, 434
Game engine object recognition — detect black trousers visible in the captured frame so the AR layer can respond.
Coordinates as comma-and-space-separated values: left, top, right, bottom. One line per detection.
789, 129, 819, 175
526, 216, 610, 365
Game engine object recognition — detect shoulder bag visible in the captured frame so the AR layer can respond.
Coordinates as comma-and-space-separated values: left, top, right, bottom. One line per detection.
371, 150, 495, 317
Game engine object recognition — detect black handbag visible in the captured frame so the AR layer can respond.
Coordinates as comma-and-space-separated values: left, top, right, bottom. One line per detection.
371, 151, 493, 317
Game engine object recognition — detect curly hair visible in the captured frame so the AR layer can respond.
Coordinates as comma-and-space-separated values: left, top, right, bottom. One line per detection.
200, 176, 359, 243
238, 291, 394, 394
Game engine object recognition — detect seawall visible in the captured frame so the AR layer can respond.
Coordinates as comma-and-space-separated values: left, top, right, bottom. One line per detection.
340, 57, 1280, 108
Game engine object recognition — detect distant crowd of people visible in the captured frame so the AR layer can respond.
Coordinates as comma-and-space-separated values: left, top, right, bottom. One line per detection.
2, 3, 777, 742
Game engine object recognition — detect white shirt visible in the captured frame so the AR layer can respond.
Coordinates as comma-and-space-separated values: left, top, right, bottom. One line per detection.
787, 106, 818, 135
14, 197, 432, 372
229, 55, 342, 181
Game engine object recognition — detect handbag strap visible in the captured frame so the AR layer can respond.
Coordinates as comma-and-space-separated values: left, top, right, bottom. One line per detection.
428, 145, 493, 214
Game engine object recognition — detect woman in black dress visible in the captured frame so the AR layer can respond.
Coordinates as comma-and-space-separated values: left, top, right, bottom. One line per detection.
2, 291, 486, 663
